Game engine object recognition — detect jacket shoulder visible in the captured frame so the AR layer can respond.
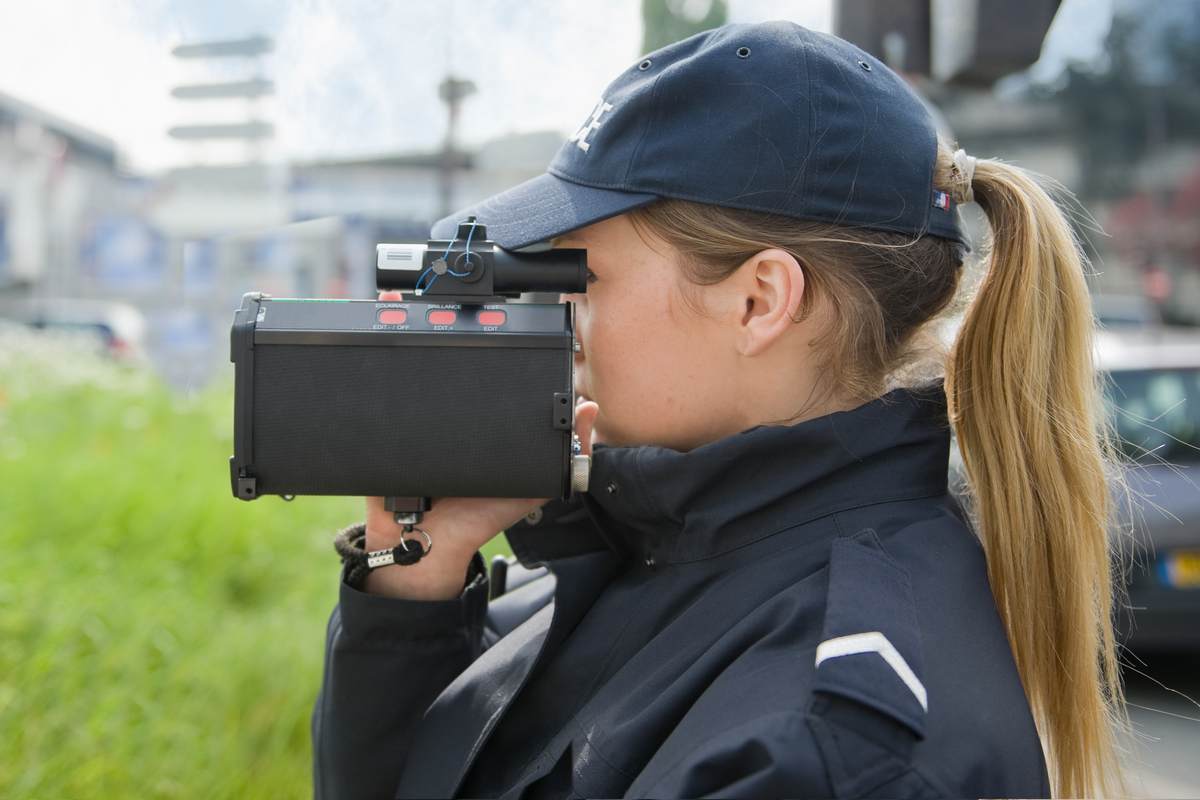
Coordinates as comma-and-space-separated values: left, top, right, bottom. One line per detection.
830, 504, 1050, 797
626, 527, 942, 798
807, 527, 948, 796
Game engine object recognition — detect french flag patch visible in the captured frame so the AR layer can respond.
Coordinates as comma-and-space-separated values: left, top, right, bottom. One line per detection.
932, 191, 950, 210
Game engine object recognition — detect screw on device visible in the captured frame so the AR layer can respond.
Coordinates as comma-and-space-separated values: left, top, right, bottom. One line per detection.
385, 496, 432, 527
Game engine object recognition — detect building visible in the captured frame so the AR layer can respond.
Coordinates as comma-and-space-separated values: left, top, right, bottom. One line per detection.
0, 88, 124, 295
2, 88, 566, 390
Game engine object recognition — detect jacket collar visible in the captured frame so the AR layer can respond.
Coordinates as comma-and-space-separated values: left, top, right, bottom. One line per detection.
512, 378, 953, 566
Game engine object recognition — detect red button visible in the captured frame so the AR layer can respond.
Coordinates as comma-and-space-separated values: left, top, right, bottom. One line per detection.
377, 309, 407, 325
427, 310, 457, 325
477, 310, 507, 326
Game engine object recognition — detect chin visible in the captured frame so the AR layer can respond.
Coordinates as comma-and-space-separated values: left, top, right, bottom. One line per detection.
594, 414, 632, 449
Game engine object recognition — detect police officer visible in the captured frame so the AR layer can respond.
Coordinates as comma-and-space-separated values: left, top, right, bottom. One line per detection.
313, 21, 1127, 799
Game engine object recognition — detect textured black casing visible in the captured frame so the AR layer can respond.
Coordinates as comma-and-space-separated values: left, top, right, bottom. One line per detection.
230, 295, 575, 501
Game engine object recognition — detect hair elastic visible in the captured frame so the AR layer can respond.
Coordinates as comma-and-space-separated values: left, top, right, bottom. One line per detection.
952, 149, 977, 204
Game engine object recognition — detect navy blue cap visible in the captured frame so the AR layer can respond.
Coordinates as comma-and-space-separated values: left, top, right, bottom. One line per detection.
431, 20, 965, 250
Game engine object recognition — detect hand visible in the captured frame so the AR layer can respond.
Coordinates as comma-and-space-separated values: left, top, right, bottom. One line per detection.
361, 291, 600, 600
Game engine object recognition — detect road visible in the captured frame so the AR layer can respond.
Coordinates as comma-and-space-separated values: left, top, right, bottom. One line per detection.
1122, 652, 1200, 798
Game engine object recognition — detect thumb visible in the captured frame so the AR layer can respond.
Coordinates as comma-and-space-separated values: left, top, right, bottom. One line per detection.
574, 400, 600, 457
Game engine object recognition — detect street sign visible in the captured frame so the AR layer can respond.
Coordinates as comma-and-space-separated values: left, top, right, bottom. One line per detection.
171, 36, 273, 59
171, 79, 275, 100
167, 121, 275, 141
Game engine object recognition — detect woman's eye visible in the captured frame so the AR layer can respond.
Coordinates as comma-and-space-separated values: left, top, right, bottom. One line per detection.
586, 269, 598, 284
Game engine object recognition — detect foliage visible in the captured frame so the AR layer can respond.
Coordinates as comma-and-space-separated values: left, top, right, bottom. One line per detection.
640, 0, 727, 56
0, 326, 509, 798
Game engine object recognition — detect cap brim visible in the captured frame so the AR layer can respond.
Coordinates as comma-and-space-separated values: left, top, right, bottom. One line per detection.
430, 172, 659, 250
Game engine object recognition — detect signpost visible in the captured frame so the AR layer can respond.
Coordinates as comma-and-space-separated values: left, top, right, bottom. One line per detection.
167, 36, 275, 163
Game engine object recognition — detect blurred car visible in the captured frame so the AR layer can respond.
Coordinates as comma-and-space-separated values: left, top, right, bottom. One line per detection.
1097, 327, 1200, 650
947, 325, 1200, 650
1092, 293, 1160, 329
0, 297, 148, 363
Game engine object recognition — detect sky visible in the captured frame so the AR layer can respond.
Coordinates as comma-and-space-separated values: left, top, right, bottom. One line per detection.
0, 0, 1108, 173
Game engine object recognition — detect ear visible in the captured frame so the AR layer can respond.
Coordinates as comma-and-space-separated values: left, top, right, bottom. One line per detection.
733, 248, 806, 358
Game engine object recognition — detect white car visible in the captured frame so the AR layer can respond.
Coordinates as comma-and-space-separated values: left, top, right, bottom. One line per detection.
1095, 327, 1200, 649
0, 297, 148, 363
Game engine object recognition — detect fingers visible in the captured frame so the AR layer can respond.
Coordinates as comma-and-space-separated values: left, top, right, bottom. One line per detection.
574, 400, 600, 457
379, 290, 405, 301
365, 495, 400, 529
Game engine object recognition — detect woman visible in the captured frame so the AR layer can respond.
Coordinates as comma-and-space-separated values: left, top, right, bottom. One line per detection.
313, 20, 1129, 799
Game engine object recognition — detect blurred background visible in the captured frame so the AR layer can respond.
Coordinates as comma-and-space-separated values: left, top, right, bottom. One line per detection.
0, 0, 1197, 797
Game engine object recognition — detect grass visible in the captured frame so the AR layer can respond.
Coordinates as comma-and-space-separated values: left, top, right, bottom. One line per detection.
0, 328, 511, 798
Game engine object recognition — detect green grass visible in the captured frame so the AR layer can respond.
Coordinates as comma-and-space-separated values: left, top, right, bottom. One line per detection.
0, 330, 510, 798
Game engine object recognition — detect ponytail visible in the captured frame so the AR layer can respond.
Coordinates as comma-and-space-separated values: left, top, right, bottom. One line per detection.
942, 150, 1129, 797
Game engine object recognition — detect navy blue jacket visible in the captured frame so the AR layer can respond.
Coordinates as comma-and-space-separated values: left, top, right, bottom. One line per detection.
312, 379, 1050, 799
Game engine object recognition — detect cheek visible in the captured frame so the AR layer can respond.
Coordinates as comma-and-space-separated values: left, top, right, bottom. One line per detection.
568, 235, 738, 445
587, 293, 718, 434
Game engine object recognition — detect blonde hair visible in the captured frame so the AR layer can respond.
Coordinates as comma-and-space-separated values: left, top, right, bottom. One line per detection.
626, 139, 1131, 798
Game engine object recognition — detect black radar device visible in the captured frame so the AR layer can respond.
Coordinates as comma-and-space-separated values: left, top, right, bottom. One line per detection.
229, 217, 591, 526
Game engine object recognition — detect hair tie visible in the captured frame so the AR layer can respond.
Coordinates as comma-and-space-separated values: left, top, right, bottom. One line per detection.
952, 149, 977, 204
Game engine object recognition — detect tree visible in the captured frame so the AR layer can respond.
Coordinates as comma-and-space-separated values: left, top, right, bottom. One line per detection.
641, 0, 728, 55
